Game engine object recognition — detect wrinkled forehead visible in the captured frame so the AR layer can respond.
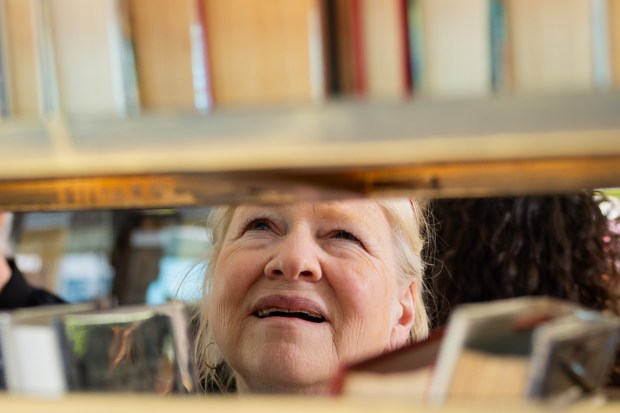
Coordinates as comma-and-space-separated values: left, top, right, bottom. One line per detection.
234, 199, 387, 222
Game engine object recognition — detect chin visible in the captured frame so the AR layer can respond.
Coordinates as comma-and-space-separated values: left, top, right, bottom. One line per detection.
236, 342, 332, 394
239, 373, 330, 395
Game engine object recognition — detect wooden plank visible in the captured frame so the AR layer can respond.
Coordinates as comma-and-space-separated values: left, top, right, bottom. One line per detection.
1, 154, 620, 211
0, 95, 619, 210
0, 392, 590, 413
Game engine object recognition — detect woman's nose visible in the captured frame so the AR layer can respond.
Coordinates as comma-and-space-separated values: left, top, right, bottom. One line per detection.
264, 230, 322, 281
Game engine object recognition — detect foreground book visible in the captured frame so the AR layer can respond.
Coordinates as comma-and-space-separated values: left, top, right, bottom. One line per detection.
333, 297, 620, 405
57, 301, 197, 394
0, 301, 197, 396
0, 302, 99, 395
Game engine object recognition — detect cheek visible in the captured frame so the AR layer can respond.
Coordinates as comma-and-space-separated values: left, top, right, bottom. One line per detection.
211, 244, 261, 304
331, 252, 397, 316
342, 277, 395, 329
208, 247, 260, 342
329, 258, 399, 357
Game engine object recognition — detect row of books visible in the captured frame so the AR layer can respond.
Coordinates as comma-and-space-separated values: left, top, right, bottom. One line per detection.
1, 296, 618, 404
0, 297, 620, 405
0, 301, 198, 395
334, 297, 620, 405
0, 0, 618, 119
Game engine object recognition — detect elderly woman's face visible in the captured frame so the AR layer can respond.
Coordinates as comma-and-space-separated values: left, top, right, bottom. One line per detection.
208, 200, 415, 394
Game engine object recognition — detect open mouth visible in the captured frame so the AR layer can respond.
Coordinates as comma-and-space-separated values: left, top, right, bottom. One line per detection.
255, 307, 326, 323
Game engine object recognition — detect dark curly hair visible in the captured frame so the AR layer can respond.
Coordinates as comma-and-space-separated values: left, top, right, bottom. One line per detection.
423, 191, 620, 386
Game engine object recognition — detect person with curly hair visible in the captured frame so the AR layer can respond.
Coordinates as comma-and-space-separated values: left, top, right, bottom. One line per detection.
424, 191, 620, 387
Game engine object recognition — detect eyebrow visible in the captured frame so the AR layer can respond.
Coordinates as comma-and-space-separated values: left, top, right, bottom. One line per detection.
237, 202, 374, 226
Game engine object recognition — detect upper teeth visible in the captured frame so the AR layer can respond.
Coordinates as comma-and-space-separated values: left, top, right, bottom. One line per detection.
257, 307, 323, 319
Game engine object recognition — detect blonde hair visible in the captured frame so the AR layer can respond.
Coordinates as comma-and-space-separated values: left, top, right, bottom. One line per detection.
194, 198, 430, 392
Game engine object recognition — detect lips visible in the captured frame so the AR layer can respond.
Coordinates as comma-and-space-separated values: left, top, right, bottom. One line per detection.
252, 295, 328, 323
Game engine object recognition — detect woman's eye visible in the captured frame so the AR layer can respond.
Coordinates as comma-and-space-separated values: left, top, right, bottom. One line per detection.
333, 230, 361, 244
246, 219, 271, 232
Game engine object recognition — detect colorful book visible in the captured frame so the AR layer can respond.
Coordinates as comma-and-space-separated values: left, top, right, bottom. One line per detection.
489, 0, 511, 93
350, 0, 366, 95
407, 0, 425, 91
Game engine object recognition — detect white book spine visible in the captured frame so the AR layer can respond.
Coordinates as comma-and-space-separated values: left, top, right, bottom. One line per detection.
33, 0, 60, 117
0, 0, 11, 117
308, 0, 326, 103
421, 0, 491, 97
108, 0, 130, 117
44, 0, 130, 116
591, 0, 612, 89
190, 16, 211, 111
10, 325, 67, 396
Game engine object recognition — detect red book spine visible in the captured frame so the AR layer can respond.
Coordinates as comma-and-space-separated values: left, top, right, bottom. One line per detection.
350, 0, 366, 95
399, 0, 413, 93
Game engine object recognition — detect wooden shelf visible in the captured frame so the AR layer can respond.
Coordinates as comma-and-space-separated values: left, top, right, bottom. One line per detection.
0, 393, 617, 413
1, 93, 620, 211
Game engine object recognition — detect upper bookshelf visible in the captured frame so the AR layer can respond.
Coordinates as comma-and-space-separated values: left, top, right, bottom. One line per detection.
1, 0, 619, 211
1, 92, 620, 211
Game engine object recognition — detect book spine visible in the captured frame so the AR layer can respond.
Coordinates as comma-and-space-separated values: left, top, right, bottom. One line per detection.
11, 325, 67, 395
329, 0, 358, 96
308, 0, 326, 103
52, 317, 78, 391
350, 0, 366, 95
0, 0, 11, 117
489, 0, 508, 92
191, 0, 211, 111
591, 0, 612, 89
407, 0, 424, 92
611, 0, 620, 86
32, 0, 60, 117
323, 0, 340, 95
114, 0, 141, 116
106, 0, 131, 117
399, 0, 412, 93
128, 0, 197, 111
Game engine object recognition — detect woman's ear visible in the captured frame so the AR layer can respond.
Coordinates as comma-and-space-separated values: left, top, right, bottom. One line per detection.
389, 282, 416, 350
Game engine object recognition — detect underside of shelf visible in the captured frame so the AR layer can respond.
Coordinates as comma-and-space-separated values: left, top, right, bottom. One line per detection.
1, 93, 619, 211
1, 155, 619, 211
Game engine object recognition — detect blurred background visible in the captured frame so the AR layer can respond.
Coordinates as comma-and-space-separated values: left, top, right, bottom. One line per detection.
1, 0, 619, 305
